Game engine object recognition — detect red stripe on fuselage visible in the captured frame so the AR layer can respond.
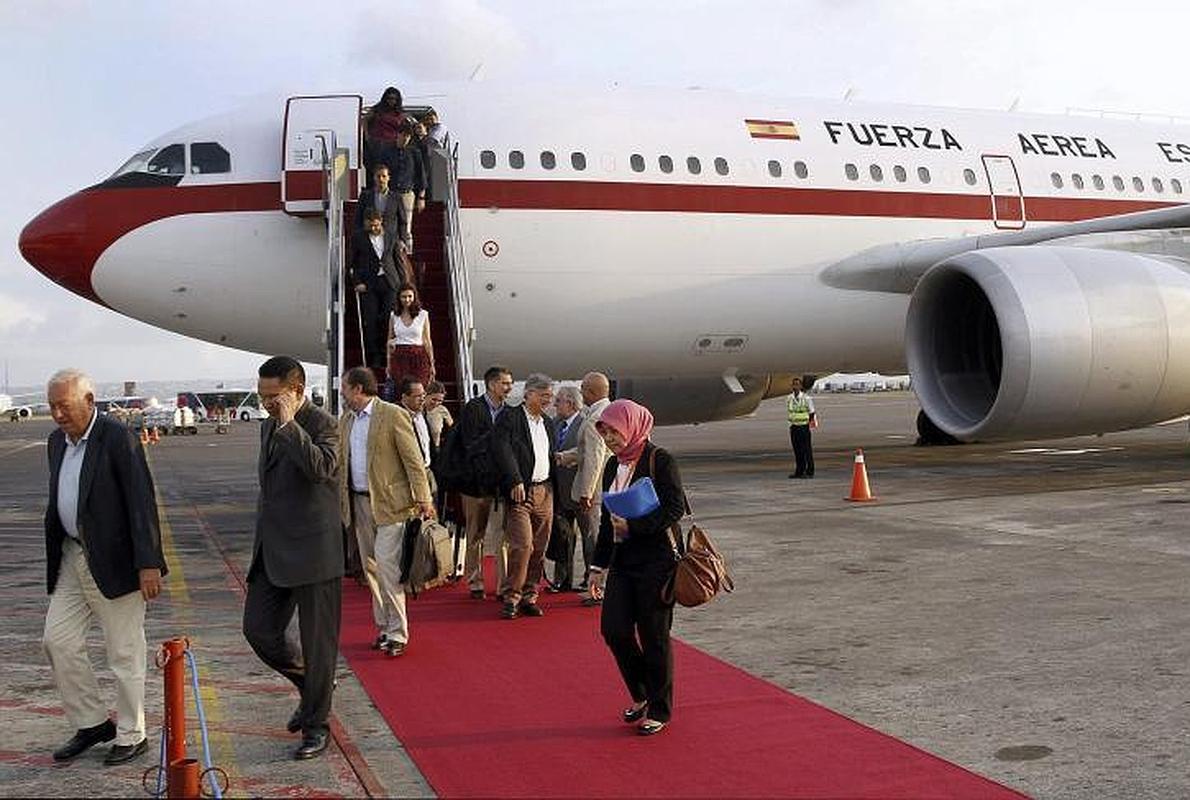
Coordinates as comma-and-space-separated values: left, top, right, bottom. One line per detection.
19, 176, 1179, 306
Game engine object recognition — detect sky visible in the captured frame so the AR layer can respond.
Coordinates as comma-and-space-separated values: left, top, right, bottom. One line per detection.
1, 0, 1188, 390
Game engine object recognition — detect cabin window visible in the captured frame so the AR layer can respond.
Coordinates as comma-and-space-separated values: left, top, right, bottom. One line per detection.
767, 160, 782, 178
1173, 178, 1184, 194
1112, 175, 1125, 191
963, 168, 977, 186
480, 150, 496, 169
571, 152, 587, 170
1152, 177, 1164, 193
893, 165, 907, 183
1071, 173, 1085, 190
917, 166, 931, 184
1051, 172, 1064, 189
630, 154, 645, 172
190, 142, 230, 174
794, 160, 809, 179
844, 163, 859, 181
147, 143, 186, 175
869, 164, 883, 182
714, 157, 729, 176
508, 150, 525, 169
1092, 174, 1105, 190
1132, 176, 1144, 192
687, 156, 702, 175
658, 155, 674, 174
540, 151, 556, 170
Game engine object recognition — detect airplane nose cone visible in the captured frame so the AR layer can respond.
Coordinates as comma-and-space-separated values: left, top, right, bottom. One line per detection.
19, 190, 105, 305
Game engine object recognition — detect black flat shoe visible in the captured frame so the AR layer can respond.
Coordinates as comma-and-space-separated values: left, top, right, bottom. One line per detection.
287, 705, 303, 733
518, 602, 544, 617
104, 738, 148, 765
622, 703, 648, 723
370, 634, 387, 650
500, 602, 518, 619
53, 719, 116, 761
294, 731, 329, 760
470, 588, 485, 600
637, 719, 667, 736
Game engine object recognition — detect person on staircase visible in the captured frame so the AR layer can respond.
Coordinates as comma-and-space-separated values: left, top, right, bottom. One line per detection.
349, 210, 404, 371
357, 164, 401, 235
363, 87, 405, 187
386, 124, 426, 254
387, 284, 435, 389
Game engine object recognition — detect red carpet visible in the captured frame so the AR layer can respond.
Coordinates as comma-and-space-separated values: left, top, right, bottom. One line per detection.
340, 562, 1027, 799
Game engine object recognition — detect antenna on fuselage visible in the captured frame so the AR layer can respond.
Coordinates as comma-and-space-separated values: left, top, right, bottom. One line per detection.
1008, 97, 1020, 112
469, 62, 484, 82
843, 87, 857, 102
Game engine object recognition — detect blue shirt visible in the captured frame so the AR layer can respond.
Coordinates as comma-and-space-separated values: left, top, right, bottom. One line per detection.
57, 409, 98, 540
483, 393, 505, 424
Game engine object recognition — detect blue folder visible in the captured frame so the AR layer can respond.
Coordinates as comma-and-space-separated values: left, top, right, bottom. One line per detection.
602, 477, 661, 519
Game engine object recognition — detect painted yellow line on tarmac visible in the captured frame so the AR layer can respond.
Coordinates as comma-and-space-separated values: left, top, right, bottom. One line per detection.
147, 450, 241, 787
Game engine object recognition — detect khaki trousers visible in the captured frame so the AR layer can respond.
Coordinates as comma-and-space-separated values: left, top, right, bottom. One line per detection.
462, 494, 507, 593
352, 494, 409, 643
501, 483, 553, 607
397, 190, 415, 250
43, 539, 147, 745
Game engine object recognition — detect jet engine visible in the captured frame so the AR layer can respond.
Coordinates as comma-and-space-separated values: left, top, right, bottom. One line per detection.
613, 373, 796, 425
906, 246, 1190, 441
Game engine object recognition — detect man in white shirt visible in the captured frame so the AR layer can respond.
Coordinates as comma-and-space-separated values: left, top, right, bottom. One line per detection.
490, 374, 557, 619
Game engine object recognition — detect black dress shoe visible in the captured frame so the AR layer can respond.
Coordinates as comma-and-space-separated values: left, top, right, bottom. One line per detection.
518, 602, 544, 617
623, 703, 648, 723
500, 602, 519, 619
294, 731, 329, 760
53, 719, 116, 761
104, 737, 148, 765
370, 634, 388, 650
469, 588, 485, 600
287, 706, 303, 733
383, 640, 406, 657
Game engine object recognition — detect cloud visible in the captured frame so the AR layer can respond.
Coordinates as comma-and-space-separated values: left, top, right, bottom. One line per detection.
349, 0, 527, 81
0, 292, 46, 335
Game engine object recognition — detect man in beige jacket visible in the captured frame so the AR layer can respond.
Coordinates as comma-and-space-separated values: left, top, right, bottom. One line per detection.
338, 367, 434, 656
556, 372, 611, 602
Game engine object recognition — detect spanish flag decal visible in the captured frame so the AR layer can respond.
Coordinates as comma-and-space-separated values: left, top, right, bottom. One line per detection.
745, 119, 800, 140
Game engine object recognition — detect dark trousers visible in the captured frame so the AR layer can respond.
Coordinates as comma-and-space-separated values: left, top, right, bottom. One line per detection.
600, 563, 676, 722
357, 287, 393, 369
790, 424, 814, 477
242, 572, 342, 736
551, 510, 577, 589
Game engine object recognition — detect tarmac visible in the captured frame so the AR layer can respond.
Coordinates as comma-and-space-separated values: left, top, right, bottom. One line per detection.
1, 392, 1188, 799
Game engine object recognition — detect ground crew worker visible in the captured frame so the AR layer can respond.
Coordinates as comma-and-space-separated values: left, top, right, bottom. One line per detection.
786, 378, 816, 479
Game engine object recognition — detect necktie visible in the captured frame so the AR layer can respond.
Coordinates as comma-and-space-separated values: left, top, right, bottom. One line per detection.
557, 418, 568, 448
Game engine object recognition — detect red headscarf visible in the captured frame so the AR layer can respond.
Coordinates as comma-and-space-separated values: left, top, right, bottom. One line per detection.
596, 399, 654, 465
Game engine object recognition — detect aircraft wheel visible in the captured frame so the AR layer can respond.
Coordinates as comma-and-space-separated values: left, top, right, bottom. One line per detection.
915, 410, 961, 446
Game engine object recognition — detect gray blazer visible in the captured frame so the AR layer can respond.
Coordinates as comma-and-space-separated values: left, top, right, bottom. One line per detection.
552, 413, 585, 513
249, 400, 343, 587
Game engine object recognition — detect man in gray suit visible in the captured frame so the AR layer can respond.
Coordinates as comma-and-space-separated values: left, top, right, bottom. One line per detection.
557, 372, 612, 601
242, 356, 343, 761
548, 385, 585, 591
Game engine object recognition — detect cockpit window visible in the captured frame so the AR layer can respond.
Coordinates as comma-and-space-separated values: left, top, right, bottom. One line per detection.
147, 144, 186, 175
110, 149, 157, 178
191, 142, 231, 174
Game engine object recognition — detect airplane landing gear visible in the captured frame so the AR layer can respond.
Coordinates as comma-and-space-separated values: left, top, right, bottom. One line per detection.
915, 409, 961, 446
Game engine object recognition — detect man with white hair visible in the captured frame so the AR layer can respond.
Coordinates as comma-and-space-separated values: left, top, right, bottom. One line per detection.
557, 371, 612, 602
547, 384, 585, 592
41, 369, 166, 765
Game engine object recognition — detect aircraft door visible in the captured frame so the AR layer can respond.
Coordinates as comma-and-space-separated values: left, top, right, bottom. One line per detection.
981, 154, 1025, 230
283, 95, 362, 215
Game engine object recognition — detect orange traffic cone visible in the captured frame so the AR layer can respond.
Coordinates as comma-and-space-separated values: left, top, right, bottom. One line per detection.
845, 449, 876, 502
139, 427, 150, 446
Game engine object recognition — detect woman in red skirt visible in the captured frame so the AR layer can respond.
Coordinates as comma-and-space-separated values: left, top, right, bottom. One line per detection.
387, 284, 435, 387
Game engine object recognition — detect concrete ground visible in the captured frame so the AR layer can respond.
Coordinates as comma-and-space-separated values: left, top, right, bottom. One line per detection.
1, 393, 1188, 799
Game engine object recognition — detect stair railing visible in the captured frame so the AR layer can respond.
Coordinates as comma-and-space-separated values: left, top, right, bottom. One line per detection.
440, 136, 477, 400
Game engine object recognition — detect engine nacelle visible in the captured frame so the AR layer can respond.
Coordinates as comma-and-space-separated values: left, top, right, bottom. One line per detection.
906, 246, 1190, 441
614, 373, 791, 425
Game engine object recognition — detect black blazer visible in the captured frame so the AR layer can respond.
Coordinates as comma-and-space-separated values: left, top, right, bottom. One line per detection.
249, 401, 344, 588
356, 187, 401, 234
454, 395, 502, 496
44, 412, 166, 599
491, 405, 557, 499
348, 229, 403, 295
593, 442, 684, 572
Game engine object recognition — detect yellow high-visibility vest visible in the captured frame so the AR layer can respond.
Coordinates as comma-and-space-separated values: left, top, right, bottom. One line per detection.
787, 393, 811, 426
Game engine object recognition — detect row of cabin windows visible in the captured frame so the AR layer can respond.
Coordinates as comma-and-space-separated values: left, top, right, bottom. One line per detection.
1051, 172, 1184, 195
843, 163, 952, 185
480, 149, 810, 179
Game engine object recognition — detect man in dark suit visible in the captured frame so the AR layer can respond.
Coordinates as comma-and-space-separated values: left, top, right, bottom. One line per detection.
356, 164, 401, 234
547, 385, 585, 591
241, 356, 343, 760
349, 210, 405, 370
42, 369, 166, 766
491, 373, 557, 619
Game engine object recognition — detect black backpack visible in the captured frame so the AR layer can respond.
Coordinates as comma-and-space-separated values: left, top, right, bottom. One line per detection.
432, 424, 470, 492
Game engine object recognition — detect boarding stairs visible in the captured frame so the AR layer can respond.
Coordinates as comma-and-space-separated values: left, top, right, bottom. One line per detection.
281, 95, 475, 416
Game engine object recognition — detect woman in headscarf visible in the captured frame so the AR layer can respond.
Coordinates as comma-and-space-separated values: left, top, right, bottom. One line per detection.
589, 399, 686, 736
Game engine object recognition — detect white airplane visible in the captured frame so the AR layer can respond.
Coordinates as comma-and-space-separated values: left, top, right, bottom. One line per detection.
18, 83, 1190, 439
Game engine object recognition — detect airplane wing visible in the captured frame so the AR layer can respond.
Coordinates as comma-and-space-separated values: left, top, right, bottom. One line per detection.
821, 204, 1190, 293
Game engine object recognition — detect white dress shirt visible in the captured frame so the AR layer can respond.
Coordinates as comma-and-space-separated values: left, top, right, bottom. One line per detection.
411, 409, 432, 467
349, 399, 374, 492
57, 409, 98, 540
527, 407, 550, 483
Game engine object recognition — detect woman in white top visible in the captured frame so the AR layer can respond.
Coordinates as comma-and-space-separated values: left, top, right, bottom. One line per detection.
387, 284, 435, 388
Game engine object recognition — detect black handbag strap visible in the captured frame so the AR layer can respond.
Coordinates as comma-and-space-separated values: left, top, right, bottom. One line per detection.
649, 447, 688, 556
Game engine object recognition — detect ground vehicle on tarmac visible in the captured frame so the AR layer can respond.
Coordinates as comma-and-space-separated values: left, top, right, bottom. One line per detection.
177, 390, 266, 422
